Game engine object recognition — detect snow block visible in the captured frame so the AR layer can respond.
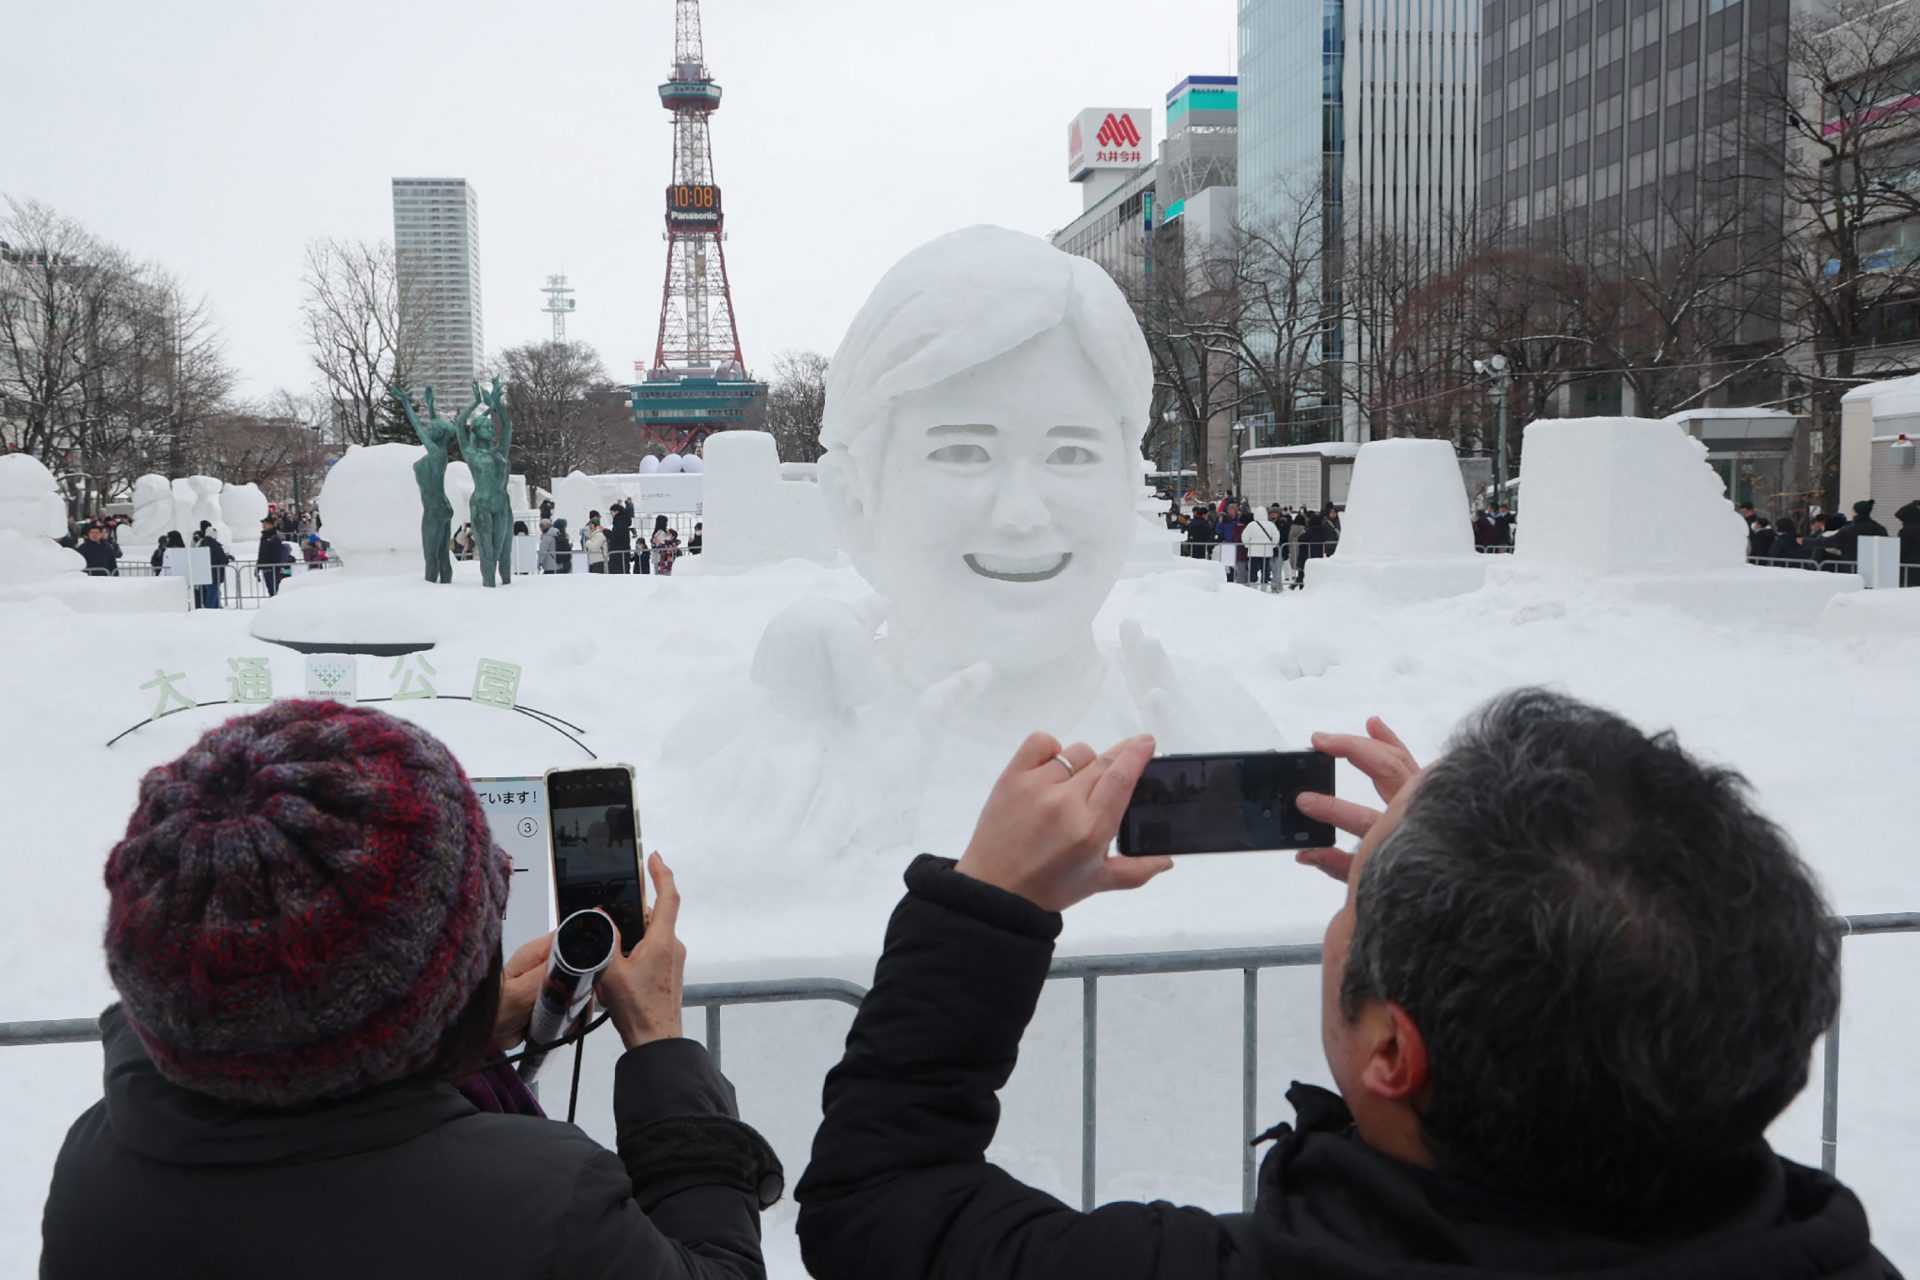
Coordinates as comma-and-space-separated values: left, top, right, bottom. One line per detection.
0, 572, 191, 613
1308, 439, 1487, 600
1515, 417, 1746, 574
1820, 586, 1920, 659
316, 443, 429, 578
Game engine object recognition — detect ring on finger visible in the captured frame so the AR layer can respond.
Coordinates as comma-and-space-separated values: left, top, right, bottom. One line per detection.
1054, 753, 1077, 778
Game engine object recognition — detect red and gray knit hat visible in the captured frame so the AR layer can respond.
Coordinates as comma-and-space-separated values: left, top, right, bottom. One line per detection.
104, 700, 511, 1108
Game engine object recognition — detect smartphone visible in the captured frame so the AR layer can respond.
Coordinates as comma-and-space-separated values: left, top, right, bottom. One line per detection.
543, 764, 646, 954
1117, 751, 1336, 856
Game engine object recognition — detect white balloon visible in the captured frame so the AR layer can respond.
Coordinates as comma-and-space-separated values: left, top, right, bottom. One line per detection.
639, 455, 661, 475
681, 455, 705, 474
659, 454, 686, 475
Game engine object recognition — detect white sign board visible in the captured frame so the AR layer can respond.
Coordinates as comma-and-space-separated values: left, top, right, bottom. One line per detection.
473, 775, 555, 956
594, 472, 704, 515
1068, 107, 1153, 180
304, 655, 358, 702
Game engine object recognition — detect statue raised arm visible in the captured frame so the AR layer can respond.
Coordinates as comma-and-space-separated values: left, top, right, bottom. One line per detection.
390, 387, 432, 451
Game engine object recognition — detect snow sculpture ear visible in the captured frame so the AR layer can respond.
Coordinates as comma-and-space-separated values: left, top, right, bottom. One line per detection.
817, 450, 871, 556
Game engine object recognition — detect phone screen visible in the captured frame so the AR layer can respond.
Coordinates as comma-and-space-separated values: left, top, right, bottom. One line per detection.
546, 766, 645, 953
1117, 751, 1336, 856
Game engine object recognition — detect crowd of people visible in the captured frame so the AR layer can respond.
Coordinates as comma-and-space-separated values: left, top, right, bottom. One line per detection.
1170, 498, 1348, 591
1742, 498, 1920, 585
53, 502, 328, 606
529, 497, 701, 576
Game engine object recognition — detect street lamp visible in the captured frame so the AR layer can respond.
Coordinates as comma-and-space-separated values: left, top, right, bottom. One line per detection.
1230, 419, 1249, 500
1472, 355, 1512, 509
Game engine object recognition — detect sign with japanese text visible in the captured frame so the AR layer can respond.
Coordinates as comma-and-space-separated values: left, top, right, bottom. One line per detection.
1068, 107, 1153, 180
473, 775, 555, 955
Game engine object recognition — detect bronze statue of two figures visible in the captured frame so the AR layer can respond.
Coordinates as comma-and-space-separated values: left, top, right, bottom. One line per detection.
391, 381, 515, 588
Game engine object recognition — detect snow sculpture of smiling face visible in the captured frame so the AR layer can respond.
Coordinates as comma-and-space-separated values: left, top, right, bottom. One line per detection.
819, 226, 1149, 677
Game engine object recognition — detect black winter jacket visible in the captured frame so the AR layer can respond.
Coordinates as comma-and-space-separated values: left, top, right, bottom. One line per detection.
42, 1005, 782, 1280
797, 856, 1896, 1280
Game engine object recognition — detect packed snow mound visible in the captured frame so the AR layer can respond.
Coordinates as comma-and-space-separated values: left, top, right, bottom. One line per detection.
0, 454, 68, 540
124, 474, 176, 548
1515, 417, 1745, 574
702, 432, 834, 571
1820, 587, 1920, 658
317, 443, 426, 574
172, 476, 229, 546
0, 529, 84, 584
1334, 439, 1474, 560
551, 471, 602, 535
219, 482, 270, 534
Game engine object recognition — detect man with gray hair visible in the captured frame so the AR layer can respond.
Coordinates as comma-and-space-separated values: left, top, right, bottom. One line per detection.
798, 689, 1892, 1278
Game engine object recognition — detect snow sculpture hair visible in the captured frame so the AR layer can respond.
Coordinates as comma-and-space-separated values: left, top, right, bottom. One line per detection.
819, 225, 1152, 518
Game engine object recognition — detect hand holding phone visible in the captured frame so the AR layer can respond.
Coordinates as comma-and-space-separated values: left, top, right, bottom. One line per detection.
954, 732, 1169, 913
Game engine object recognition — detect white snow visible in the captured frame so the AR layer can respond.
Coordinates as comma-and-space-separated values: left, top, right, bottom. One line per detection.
315, 443, 430, 577
1325, 439, 1474, 560
1513, 417, 1746, 574
4, 561, 1918, 1276
551, 470, 603, 535
0, 457, 84, 585
218, 482, 270, 535
122, 474, 175, 550
701, 432, 835, 572
1240, 442, 1362, 460
171, 476, 228, 546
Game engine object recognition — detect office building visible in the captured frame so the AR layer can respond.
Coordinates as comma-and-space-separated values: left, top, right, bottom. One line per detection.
1052, 79, 1241, 488
391, 178, 484, 398
1237, 0, 1478, 440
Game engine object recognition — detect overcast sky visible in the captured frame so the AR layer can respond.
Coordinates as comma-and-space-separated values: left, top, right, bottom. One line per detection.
4, 0, 1235, 402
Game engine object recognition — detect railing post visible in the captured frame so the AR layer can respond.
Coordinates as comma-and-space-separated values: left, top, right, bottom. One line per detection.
1821, 1019, 1840, 1175
1082, 976, 1098, 1212
1242, 967, 1258, 1212
705, 1004, 722, 1074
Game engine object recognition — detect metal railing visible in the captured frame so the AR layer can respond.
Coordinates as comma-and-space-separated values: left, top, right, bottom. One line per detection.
5, 913, 1916, 1214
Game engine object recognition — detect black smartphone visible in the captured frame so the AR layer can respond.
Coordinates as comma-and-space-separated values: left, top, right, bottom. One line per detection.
1117, 751, 1336, 856
543, 764, 646, 954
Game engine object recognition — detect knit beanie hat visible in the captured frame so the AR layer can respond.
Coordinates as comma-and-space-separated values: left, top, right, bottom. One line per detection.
1854, 499, 1875, 517
104, 700, 511, 1108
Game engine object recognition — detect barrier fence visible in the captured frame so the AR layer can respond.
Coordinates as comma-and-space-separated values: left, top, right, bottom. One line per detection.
5, 911, 1915, 1213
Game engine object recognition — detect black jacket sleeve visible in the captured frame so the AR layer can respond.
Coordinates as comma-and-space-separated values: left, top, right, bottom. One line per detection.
796, 855, 1247, 1280
559, 1037, 783, 1279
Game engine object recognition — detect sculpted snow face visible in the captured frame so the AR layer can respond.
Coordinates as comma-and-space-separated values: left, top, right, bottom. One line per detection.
819, 226, 1150, 677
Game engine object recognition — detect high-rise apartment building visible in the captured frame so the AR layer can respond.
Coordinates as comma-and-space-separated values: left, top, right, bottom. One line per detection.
1237, 0, 1478, 440
391, 178, 484, 399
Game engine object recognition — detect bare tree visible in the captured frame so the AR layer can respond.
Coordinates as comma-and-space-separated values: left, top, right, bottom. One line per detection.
1748, 0, 1920, 505
764, 349, 830, 463
497, 339, 627, 490
300, 238, 417, 448
1118, 232, 1241, 487
1, 199, 236, 513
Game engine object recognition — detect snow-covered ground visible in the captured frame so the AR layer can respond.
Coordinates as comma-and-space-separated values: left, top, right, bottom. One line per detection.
1, 560, 1916, 1276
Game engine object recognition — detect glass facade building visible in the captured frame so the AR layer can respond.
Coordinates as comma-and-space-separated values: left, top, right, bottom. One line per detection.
1238, 0, 1478, 440
392, 178, 485, 400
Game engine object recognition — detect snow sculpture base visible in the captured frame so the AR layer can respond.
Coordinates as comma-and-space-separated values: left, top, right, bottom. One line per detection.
700, 431, 836, 572
0, 573, 191, 614
1310, 556, 1489, 601
1820, 586, 1920, 659
249, 570, 446, 656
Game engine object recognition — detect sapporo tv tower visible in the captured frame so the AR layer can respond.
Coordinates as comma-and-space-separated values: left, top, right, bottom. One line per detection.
630, 0, 766, 455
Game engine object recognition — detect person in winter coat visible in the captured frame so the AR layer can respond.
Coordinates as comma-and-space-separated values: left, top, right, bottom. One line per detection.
1216, 502, 1246, 583
193, 526, 229, 609
1768, 517, 1811, 565
1896, 499, 1920, 587
1824, 499, 1891, 567
539, 518, 570, 573
1805, 512, 1848, 570
795, 691, 1891, 1280
42, 701, 780, 1280
78, 523, 121, 576
585, 517, 610, 573
256, 518, 289, 597
609, 499, 636, 574
1747, 516, 1774, 561
1295, 510, 1336, 582
651, 515, 679, 576
1285, 513, 1307, 588
1241, 507, 1280, 589
1183, 506, 1215, 560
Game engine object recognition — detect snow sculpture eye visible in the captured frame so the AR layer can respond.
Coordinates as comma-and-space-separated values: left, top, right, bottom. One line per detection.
1046, 445, 1098, 466
928, 443, 991, 465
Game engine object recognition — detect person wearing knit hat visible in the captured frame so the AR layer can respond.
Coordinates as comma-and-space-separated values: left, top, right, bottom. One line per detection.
1824, 498, 1890, 568
43, 700, 780, 1280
